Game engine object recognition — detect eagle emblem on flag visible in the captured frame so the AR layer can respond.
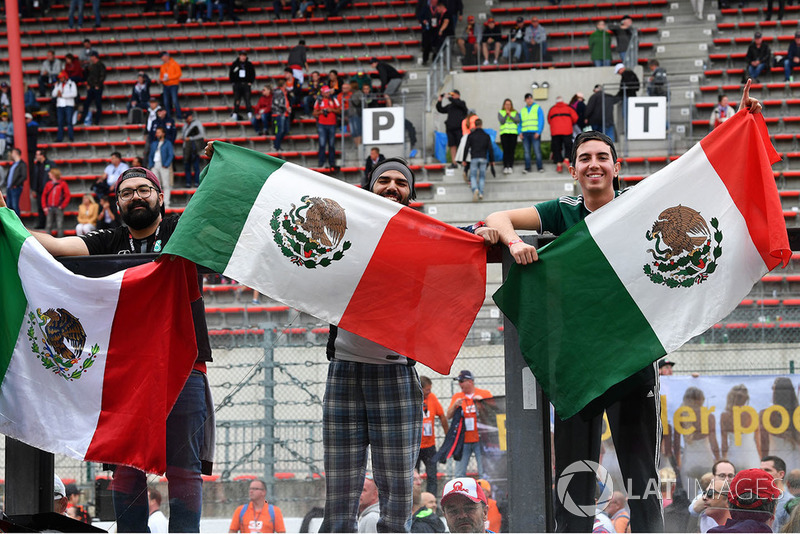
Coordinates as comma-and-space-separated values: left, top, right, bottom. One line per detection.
26, 308, 99, 381
643, 205, 723, 288
270, 195, 352, 268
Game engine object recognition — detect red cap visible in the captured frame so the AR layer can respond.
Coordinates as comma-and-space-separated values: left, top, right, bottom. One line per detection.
321, 85, 331, 93
467, 15, 474, 21
115, 167, 162, 195
441, 478, 488, 506
728, 469, 782, 509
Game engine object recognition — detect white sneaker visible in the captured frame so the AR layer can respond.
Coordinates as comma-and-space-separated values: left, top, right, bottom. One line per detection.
483, 60, 489, 66
230, 112, 239, 120
493, 59, 498, 65
247, 112, 253, 119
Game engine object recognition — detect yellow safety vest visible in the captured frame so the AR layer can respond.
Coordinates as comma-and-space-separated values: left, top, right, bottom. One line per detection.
520, 105, 540, 132
499, 110, 518, 135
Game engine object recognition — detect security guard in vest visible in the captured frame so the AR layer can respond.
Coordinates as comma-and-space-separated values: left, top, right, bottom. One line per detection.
498, 100, 521, 174
519, 92, 545, 173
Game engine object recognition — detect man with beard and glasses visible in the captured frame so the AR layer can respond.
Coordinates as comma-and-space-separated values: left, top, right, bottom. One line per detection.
0, 166, 213, 533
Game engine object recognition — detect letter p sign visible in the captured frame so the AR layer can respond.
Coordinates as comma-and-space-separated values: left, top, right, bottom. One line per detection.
363, 107, 405, 144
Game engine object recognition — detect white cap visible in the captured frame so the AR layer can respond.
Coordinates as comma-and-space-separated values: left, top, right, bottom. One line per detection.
441, 477, 487, 506
614, 63, 625, 74
54, 474, 66, 500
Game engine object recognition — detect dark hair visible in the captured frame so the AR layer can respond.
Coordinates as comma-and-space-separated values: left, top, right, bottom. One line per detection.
761, 455, 787, 475
149, 488, 162, 505
36, 148, 47, 157
111, 151, 122, 159
83, 38, 91, 44
570, 130, 618, 167
648, 59, 660, 67
524, 92, 533, 99
298, 39, 306, 45
420, 375, 432, 387
717, 94, 728, 104
11, 147, 21, 157
730, 498, 776, 518
474, 118, 482, 127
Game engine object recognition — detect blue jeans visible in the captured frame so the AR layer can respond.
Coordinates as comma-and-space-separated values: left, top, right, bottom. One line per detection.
593, 59, 611, 67
162, 84, 182, 120
251, 113, 270, 134
455, 441, 485, 479
112, 371, 207, 533
502, 41, 522, 61
272, 114, 288, 149
84, 87, 103, 124
7, 186, 22, 217
785, 58, 798, 80
469, 157, 487, 195
68, 0, 83, 27
56, 105, 74, 141
522, 131, 542, 171
317, 123, 336, 167
748, 63, 767, 80
348, 115, 362, 139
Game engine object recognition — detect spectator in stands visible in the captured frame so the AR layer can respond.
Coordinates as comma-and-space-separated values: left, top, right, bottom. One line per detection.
253, 84, 273, 136
437, 89, 468, 168
351, 69, 371, 91
497, 98, 520, 174
42, 168, 70, 237
182, 110, 206, 188
64, 53, 84, 83
519, 92, 545, 173
475, 479, 502, 533
350, 82, 376, 149
283, 69, 300, 121
229, 51, 256, 121
710, 94, 736, 130
646, 59, 669, 96
325, 0, 351, 17
690, 0, 704, 20
689, 460, 735, 531
0, 112, 9, 157
94, 151, 130, 198
456, 15, 481, 65
609, 15, 639, 69
31, 149, 53, 229
417, 0, 438, 66
569, 93, 587, 135
481, 18, 502, 66
272, 0, 298, 18
79, 39, 96, 71
158, 51, 183, 120
6, 148, 27, 217
745, 31, 771, 84
615, 63, 639, 134
589, 20, 613, 67
127, 72, 151, 125
370, 57, 404, 99
25, 112, 39, 174
313, 85, 341, 171
0, 82, 10, 114
287, 40, 308, 91
709, 468, 780, 533
434, 3, 454, 57
762, 456, 792, 531
338, 81, 356, 144
95, 195, 119, 230
418, 375, 449, 496
356, 474, 380, 533
131, 155, 145, 168
229, 479, 286, 533
150, 106, 177, 144
149, 126, 174, 207
447, 370, 492, 478
52, 71, 77, 142
524, 17, 549, 63
271, 77, 291, 152
777, 469, 800, 528
303, 71, 323, 117
24, 84, 39, 113
148, 489, 168, 534
362, 147, 385, 188
65, 484, 91, 524
39, 50, 62, 98
326, 69, 342, 97
604, 491, 630, 533
81, 51, 106, 126
766, 0, 786, 21
547, 96, 578, 174
411, 491, 443, 533
444, 0, 462, 34
502, 17, 528, 63
586, 84, 619, 141
784, 31, 800, 81
54, 475, 68, 515
146, 97, 161, 133
75, 194, 99, 236
440, 478, 490, 534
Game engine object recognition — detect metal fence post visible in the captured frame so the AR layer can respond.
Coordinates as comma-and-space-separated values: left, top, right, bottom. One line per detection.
262, 327, 276, 496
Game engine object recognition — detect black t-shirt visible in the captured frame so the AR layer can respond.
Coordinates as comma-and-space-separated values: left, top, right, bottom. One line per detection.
80, 215, 212, 362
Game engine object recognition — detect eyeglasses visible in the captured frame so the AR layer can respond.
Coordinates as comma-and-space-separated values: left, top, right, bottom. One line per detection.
715, 473, 735, 480
118, 185, 157, 201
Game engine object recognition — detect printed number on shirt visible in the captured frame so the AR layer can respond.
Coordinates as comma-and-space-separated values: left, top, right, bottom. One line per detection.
423, 421, 433, 436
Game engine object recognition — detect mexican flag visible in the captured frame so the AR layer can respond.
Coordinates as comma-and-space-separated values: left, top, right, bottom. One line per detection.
0, 208, 199, 473
162, 142, 487, 374
494, 110, 791, 419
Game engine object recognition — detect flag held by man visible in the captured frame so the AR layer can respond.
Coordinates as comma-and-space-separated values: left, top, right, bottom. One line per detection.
162, 142, 487, 374
0, 208, 199, 473
494, 111, 791, 419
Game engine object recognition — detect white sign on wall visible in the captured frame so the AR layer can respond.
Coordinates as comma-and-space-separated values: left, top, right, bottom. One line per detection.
627, 96, 668, 140
363, 107, 405, 144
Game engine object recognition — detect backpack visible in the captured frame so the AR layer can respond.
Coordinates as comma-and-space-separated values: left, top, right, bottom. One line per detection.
239, 502, 276, 532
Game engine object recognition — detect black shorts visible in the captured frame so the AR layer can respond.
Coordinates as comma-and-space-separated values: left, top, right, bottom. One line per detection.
446, 128, 462, 147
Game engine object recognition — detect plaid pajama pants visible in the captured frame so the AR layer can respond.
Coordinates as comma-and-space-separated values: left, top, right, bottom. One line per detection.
320, 360, 423, 533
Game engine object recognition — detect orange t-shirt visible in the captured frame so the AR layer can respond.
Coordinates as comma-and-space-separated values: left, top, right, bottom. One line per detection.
421, 393, 445, 449
448, 388, 492, 443
487, 498, 502, 533
229, 503, 286, 533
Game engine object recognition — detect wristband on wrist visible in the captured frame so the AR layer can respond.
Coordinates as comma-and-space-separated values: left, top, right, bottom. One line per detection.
508, 239, 523, 247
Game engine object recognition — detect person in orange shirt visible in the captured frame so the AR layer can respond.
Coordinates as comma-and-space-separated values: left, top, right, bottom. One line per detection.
158, 51, 183, 120
447, 370, 492, 479
229, 479, 286, 533
418, 375, 449, 496
476, 479, 502, 533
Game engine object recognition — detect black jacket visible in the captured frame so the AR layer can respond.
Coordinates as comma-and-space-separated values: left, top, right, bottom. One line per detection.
410, 508, 445, 533
433, 407, 465, 464
436, 97, 468, 130
464, 128, 494, 162
8, 160, 27, 189
31, 158, 54, 193
229, 58, 256, 85
617, 70, 640, 98
585, 90, 619, 128
375, 62, 402, 91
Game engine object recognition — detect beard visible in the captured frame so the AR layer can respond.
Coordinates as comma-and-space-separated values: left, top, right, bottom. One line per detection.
121, 198, 161, 230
